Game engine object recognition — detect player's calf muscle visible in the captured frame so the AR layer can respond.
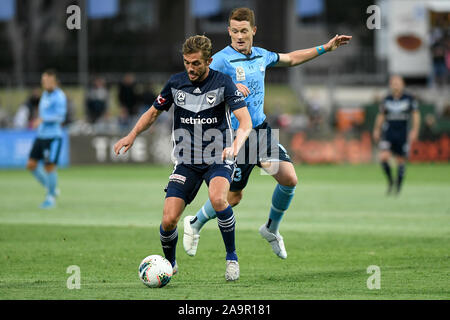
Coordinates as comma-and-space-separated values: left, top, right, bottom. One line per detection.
228, 191, 243, 207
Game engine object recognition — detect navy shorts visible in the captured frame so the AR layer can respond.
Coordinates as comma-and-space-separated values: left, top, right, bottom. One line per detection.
379, 132, 408, 157
29, 137, 63, 165
165, 162, 236, 205
231, 122, 292, 192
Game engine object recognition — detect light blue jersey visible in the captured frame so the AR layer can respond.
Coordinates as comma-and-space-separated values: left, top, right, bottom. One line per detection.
210, 46, 279, 129
37, 88, 67, 138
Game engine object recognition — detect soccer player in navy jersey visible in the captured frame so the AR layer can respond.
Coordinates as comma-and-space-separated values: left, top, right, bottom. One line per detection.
373, 75, 420, 195
27, 70, 67, 209
114, 35, 252, 281
183, 7, 351, 259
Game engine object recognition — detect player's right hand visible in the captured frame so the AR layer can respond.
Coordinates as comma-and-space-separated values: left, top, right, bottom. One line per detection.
114, 134, 135, 155
235, 83, 250, 97
372, 130, 380, 143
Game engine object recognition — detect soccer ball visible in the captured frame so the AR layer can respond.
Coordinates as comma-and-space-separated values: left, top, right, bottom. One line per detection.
138, 255, 173, 288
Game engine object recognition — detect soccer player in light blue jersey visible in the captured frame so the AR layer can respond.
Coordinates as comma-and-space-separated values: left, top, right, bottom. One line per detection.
27, 70, 67, 209
184, 7, 351, 259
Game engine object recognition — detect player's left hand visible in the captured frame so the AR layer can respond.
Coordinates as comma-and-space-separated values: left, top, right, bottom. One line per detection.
409, 130, 419, 143
235, 83, 250, 97
325, 34, 352, 52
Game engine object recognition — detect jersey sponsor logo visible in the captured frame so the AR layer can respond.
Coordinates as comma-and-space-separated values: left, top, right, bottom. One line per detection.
386, 113, 409, 121
233, 97, 245, 104
180, 116, 218, 125
156, 94, 167, 105
169, 173, 186, 185
260, 64, 265, 73
385, 100, 409, 112
176, 90, 186, 106
236, 66, 246, 81
206, 92, 217, 106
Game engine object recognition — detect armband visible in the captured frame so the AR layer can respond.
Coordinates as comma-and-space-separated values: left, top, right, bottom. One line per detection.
316, 45, 326, 55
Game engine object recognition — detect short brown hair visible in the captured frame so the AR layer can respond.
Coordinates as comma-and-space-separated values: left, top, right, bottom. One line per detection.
229, 7, 255, 27
182, 35, 212, 60
43, 69, 58, 80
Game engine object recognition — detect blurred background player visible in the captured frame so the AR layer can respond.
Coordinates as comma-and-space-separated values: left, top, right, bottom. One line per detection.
373, 75, 421, 195
183, 7, 351, 259
26, 70, 67, 209
113, 35, 252, 281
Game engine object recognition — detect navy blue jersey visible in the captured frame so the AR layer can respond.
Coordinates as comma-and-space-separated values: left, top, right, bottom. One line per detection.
380, 93, 418, 141
153, 69, 247, 166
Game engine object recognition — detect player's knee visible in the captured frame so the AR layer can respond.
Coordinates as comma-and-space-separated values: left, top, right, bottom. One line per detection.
161, 215, 177, 231
379, 152, 390, 162
26, 160, 37, 171
228, 191, 243, 207
282, 174, 298, 187
209, 195, 228, 212
161, 210, 179, 231
44, 163, 56, 172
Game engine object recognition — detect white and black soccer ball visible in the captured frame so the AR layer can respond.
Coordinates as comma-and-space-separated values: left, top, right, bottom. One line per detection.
138, 255, 173, 288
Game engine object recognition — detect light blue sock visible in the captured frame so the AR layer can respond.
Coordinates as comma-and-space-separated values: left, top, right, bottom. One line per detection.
32, 164, 48, 189
267, 184, 296, 234
46, 170, 58, 197
190, 199, 217, 231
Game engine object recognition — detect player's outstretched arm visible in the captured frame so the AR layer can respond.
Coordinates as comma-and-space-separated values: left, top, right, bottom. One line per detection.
222, 107, 252, 161
276, 34, 352, 67
114, 106, 162, 155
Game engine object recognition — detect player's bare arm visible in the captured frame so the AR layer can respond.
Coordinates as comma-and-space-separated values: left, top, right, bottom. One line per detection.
373, 113, 385, 143
114, 106, 162, 155
276, 34, 352, 67
409, 110, 421, 142
222, 107, 252, 160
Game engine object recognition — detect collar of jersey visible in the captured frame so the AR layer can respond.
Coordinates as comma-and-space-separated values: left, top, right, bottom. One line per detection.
228, 45, 254, 58
186, 69, 214, 86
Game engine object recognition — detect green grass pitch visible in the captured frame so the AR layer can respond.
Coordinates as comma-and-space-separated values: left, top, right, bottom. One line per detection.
0, 164, 449, 299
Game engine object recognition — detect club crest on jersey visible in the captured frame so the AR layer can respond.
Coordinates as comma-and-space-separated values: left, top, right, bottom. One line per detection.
236, 66, 246, 81
156, 94, 166, 105
206, 92, 217, 106
176, 90, 186, 106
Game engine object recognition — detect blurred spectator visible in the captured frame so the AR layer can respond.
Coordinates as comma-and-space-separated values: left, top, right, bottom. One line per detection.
443, 103, 450, 119
431, 38, 448, 87
307, 99, 324, 131
86, 76, 109, 123
421, 113, 438, 141
430, 21, 449, 88
63, 95, 76, 127
0, 98, 9, 128
13, 88, 41, 129
446, 36, 450, 83
138, 82, 157, 115
118, 73, 138, 129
